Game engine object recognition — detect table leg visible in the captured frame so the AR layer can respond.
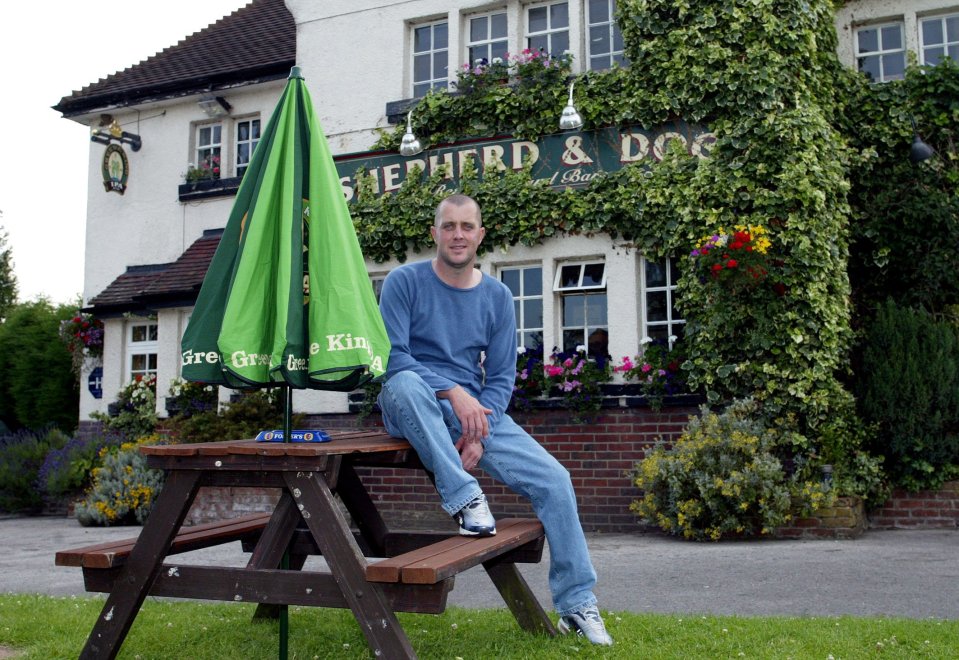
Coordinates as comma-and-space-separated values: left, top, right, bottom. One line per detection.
285, 471, 417, 660
336, 461, 389, 555
78, 469, 202, 660
483, 558, 557, 637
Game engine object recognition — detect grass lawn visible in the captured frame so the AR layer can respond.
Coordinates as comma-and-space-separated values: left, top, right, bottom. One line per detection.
1, 594, 956, 659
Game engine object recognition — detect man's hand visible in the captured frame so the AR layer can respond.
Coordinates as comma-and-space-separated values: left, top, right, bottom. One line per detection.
440, 385, 492, 470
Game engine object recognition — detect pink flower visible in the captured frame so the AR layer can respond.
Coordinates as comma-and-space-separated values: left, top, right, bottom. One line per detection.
641, 363, 652, 373
563, 358, 573, 367
546, 365, 564, 377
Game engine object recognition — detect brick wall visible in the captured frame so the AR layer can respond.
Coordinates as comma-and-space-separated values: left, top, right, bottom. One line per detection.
867, 480, 959, 530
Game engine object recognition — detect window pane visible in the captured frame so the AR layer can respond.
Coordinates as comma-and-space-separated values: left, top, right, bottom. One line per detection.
883, 52, 905, 79
563, 295, 585, 325
523, 267, 542, 295
648, 325, 668, 342
925, 46, 945, 66
252, 120, 260, 139
238, 122, 249, 141
523, 330, 543, 349
590, 26, 610, 54
552, 31, 569, 54
238, 143, 249, 163
514, 299, 521, 321
131, 354, 147, 371
948, 16, 959, 41
560, 264, 581, 288
647, 292, 667, 321
212, 125, 221, 142
502, 269, 520, 294
588, 328, 609, 357
613, 28, 624, 52
881, 25, 902, 50
529, 6, 547, 32
859, 55, 880, 81
413, 83, 430, 98
414, 54, 430, 81
433, 52, 447, 78
414, 26, 431, 52
923, 19, 944, 45
468, 45, 486, 63
491, 13, 507, 38
583, 263, 605, 286
586, 293, 607, 325
645, 259, 666, 286
589, 0, 609, 23
858, 28, 878, 53
148, 354, 158, 370
529, 34, 549, 52
671, 293, 681, 320
551, 2, 569, 28
492, 40, 509, 60
563, 329, 583, 353
199, 126, 211, 144
471, 16, 487, 42
434, 22, 448, 49
591, 56, 605, 70
525, 299, 543, 327
950, 44, 959, 60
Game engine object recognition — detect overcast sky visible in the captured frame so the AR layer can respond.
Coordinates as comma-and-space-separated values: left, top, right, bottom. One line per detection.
0, 0, 247, 304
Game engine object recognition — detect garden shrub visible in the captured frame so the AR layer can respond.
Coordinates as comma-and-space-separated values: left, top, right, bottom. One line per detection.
631, 400, 830, 541
0, 427, 69, 512
36, 432, 122, 500
857, 300, 959, 491
75, 435, 166, 526
91, 375, 158, 441
167, 388, 287, 444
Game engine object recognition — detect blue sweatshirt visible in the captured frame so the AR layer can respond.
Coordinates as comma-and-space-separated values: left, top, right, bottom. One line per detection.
379, 260, 516, 426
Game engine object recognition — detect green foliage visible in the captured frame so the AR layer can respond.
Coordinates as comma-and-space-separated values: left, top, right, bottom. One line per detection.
632, 400, 831, 541
37, 432, 120, 499
75, 436, 166, 526
0, 427, 69, 512
91, 375, 158, 441
167, 388, 287, 444
0, 226, 16, 321
165, 378, 218, 418
842, 59, 959, 317
856, 300, 959, 491
0, 300, 79, 431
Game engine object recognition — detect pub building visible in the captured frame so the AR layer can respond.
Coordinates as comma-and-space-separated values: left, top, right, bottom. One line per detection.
55, 0, 950, 530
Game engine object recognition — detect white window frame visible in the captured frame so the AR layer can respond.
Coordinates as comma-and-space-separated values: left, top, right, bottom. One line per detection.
500, 265, 544, 350
126, 321, 158, 383
554, 260, 607, 356
586, 0, 625, 70
641, 256, 684, 348
854, 21, 906, 82
234, 117, 261, 178
467, 10, 509, 66
919, 12, 959, 66
195, 122, 222, 174
411, 19, 450, 98
525, 1, 570, 56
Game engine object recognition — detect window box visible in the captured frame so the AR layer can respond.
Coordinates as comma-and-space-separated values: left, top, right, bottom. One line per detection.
178, 176, 242, 202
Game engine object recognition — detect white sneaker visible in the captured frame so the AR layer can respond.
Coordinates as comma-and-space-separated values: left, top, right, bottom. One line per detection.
558, 605, 614, 646
454, 493, 496, 536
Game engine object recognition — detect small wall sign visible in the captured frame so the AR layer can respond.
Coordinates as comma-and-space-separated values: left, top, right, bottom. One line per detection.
102, 144, 129, 194
88, 367, 103, 399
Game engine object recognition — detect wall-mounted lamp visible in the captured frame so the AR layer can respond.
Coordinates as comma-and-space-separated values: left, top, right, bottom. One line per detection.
198, 94, 232, 118
90, 117, 142, 151
559, 82, 583, 131
909, 117, 935, 164
399, 111, 424, 157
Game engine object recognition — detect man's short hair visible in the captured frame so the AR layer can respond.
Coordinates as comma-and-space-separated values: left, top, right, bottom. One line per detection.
435, 194, 482, 227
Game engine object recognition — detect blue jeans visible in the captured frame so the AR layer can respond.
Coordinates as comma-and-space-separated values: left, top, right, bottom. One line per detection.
378, 370, 598, 616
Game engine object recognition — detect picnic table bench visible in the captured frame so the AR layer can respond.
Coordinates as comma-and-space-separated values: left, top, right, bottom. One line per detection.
56, 431, 555, 659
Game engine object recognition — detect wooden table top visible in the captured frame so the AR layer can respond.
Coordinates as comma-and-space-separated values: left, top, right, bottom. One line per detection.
141, 429, 410, 458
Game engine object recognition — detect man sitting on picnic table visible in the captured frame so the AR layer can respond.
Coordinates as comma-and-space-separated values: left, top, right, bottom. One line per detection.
377, 194, 614, 646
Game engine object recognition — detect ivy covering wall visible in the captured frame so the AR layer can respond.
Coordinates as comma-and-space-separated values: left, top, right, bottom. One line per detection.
352, 0, 955, 447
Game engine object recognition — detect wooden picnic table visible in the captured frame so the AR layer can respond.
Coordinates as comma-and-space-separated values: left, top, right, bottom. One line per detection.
57, 430, 554, 659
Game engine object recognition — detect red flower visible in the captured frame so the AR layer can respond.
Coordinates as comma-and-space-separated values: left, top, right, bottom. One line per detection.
726, 259, 738, 268
734, 231, 751, 243
729, 241, 744, 250
711, 263, 723, 272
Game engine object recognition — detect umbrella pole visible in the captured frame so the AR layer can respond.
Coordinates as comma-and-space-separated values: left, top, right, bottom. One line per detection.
279, 384, 292, 660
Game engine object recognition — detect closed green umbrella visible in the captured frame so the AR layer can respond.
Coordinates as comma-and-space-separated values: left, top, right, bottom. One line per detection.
179, 67, 390, 658
181, 66, 389, 393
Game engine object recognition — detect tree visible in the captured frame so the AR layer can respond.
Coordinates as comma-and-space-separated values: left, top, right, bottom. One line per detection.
0, 300, 78, 431
0, 222, 17, 321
